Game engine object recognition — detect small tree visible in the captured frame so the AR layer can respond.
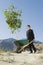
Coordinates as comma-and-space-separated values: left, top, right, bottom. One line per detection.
4, 5, 22, 33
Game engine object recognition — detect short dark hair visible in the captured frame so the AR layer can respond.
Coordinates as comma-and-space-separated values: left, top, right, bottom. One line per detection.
27, 25, 31, 27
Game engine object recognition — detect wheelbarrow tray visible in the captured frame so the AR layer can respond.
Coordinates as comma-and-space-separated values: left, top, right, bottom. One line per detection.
15, 39, 29, 46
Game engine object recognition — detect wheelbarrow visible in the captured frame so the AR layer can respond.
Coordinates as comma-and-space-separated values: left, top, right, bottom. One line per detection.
15, 39, 34, 53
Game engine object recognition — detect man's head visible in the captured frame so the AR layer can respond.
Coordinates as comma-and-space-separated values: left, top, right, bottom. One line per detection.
27, 25, 31, 30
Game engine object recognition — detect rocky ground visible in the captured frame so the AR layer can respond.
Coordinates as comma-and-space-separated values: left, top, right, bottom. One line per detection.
0, 51, 43, 65
0, 43, 43, 65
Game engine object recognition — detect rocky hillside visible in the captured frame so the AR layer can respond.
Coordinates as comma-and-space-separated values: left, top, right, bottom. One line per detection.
0, 38, 17, 51
34, 43, 43, 53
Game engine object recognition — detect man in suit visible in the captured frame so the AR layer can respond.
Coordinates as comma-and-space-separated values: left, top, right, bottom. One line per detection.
26, 25, 36, 53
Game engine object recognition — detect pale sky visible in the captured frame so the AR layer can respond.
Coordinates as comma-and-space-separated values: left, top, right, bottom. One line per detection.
0, 0, 43, 42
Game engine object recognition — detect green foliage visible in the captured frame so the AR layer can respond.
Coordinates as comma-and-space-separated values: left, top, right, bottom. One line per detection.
4, 5, 22, 33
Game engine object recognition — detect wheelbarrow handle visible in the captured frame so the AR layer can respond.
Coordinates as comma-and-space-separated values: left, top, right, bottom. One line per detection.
18, 39, 34, 53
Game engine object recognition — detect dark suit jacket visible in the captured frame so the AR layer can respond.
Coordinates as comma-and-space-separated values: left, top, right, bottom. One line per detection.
26, 29, 35, 42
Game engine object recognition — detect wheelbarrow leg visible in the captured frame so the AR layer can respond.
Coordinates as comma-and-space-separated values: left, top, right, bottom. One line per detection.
16, 47, 23, 53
